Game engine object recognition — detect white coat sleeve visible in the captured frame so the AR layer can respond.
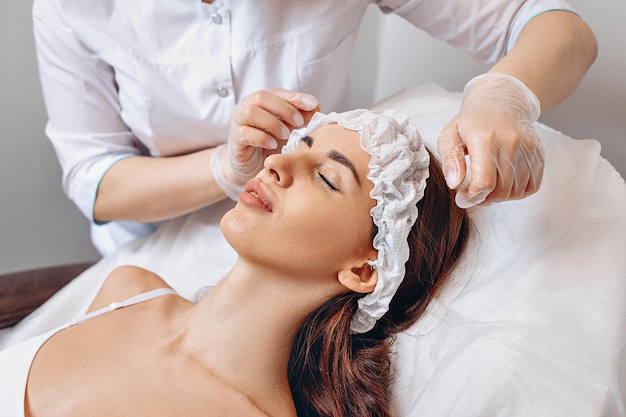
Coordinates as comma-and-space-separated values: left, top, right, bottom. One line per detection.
375, 0, 576, 63
33, 0, 139, 223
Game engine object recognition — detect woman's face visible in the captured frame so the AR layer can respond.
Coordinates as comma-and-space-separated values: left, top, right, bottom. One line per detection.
221, 123, 376, 279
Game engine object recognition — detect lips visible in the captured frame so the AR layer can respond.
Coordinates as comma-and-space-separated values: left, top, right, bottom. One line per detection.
240, 178, 274, 212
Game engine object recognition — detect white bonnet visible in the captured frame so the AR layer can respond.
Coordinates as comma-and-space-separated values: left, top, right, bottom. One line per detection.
283, 109, 430, 334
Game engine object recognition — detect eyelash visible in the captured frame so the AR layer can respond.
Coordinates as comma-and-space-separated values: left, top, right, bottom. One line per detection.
317, 172, 339, 192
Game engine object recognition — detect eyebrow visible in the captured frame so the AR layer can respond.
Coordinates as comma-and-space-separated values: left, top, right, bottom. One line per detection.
301, 135, 361, 186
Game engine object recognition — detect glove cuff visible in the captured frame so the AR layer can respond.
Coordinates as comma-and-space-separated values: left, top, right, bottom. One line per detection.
210, 144, 245, 201
464, 73, 541, 123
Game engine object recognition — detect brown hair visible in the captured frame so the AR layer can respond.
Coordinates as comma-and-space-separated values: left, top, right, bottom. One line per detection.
287, 151, 470, 417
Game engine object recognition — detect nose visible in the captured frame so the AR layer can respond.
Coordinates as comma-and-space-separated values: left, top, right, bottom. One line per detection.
263, 153, 296, 187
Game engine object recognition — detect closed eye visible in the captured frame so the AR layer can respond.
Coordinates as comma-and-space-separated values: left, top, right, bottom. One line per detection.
301, 135, 360, 188
317, 172, 339, 191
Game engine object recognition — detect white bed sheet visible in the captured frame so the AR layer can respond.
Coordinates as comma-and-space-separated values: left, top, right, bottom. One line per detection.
2, 83, 624, 416
372, 84, 626, 416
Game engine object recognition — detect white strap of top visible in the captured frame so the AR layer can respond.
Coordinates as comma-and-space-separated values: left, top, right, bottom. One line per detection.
62, 288, 178, 329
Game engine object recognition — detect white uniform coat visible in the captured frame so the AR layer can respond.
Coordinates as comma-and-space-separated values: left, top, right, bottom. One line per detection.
33, 0, 573, 254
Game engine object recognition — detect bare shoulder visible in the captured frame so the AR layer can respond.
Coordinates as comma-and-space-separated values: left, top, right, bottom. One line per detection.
87, 265, 172, 313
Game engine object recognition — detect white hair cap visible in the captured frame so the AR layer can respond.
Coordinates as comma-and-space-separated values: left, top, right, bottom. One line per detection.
283, 109, 430, 334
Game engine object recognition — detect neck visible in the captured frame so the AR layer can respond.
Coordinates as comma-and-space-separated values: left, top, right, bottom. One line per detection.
174, 260, 343, 416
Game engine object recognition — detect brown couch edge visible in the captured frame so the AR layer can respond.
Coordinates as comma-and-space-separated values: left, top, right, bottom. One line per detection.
0, 262, 94, 329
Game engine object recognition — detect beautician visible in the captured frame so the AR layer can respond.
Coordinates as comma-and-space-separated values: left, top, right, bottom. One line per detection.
32, 0, 596, 255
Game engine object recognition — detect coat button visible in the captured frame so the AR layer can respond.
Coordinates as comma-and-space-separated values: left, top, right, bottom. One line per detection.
217, 86, 229, 97
211, 12, 223, 25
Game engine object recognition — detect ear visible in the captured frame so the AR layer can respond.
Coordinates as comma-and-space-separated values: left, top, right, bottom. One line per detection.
337, 259, 379, 294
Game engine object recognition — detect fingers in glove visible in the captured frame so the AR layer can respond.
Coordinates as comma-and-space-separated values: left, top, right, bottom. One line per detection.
492, 126, 544, 202
520, 123, 545, 195
437, 120, 468, 190
234, 124, 285, 153
267, 88, 320, 113
459, 124, 545, 206
244, 89, 314, 128
480, 130, 519, 204
454, 138, 497, 209
232, 103, 294, 148
300, 103, 322, 126
266, 88, 321, 129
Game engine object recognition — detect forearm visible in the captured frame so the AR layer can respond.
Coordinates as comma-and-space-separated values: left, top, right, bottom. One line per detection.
94, 147, 228, 223
489, 10, 597, 112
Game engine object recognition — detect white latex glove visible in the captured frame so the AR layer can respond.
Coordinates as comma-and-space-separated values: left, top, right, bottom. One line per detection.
437, 73, 544, 208
212, 88, 320, 200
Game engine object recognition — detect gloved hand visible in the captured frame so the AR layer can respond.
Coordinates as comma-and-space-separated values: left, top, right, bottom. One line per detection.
437, 73, 544, 208
212, 88, 320, 200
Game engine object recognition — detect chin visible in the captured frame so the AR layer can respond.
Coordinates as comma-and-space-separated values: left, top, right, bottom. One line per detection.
219, 205, 256, 254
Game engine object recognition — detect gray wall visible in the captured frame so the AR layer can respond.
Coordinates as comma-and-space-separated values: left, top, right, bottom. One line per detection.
0, 0, 99, 274
1, 1, 624, 274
